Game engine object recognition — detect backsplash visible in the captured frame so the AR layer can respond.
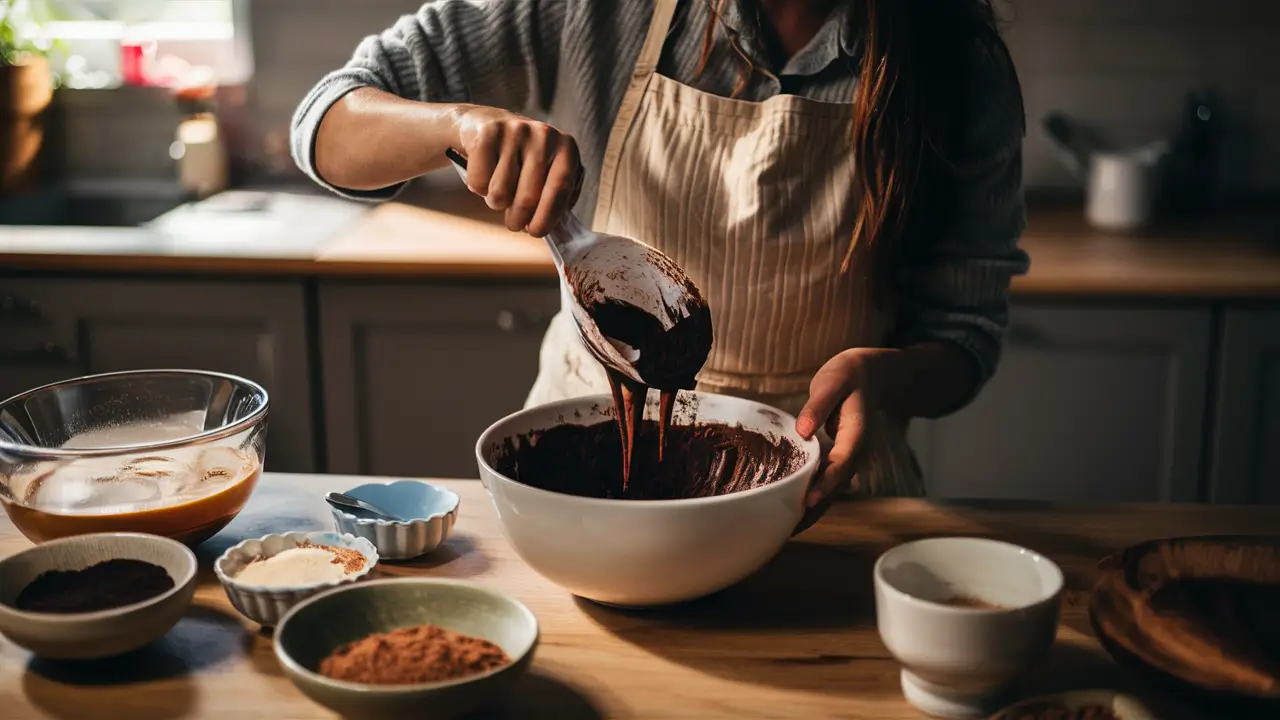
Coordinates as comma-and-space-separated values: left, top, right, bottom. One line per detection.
47, 0, 1280, 193
1004, 0, 1280, 193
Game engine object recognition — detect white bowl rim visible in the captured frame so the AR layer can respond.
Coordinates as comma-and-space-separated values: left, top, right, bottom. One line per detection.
474, 392, 821, 507
214, 530, 379, 594
0, 531, 197, 622
0, 368, 269, 459
273, 577, 540, 694
873, 536, 1065, 614
331, 481, 460, 527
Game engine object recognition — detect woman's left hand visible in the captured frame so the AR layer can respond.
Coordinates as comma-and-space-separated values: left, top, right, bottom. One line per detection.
795, 349, 876, 509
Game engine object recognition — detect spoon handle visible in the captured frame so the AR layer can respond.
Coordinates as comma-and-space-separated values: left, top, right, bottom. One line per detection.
325, 492, 398, 521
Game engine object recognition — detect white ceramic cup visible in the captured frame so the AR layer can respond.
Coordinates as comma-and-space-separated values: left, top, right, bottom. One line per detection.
874, 537, 1064, 719
1086, 151, 1158, 231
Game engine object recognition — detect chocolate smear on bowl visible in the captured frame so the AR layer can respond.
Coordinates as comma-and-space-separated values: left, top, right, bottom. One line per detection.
493, 419, 802, 501
940, 594, 1006, 610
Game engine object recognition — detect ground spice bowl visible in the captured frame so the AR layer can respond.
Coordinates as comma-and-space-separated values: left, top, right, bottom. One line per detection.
274, 578, 538, 720
214, 530, 378, 627
0, 532, 198, 660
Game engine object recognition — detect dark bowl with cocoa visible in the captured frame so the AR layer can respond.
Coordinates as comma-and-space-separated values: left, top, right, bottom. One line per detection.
274, 578, 538, 720
0, 532, 198, 660
476, 390, 820, 608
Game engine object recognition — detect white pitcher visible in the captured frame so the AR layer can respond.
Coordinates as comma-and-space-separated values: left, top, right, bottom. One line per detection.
1085, 141, 1168, 232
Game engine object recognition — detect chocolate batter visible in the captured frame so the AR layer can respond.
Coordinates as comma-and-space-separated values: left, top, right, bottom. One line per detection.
493, 419, 802, 500
566, 255, 714, 487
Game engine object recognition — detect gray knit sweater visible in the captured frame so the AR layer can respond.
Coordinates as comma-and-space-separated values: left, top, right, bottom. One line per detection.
292, 0, 1030, 395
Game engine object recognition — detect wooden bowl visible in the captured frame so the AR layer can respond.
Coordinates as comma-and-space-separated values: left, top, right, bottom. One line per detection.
1089, 535, 1280, 707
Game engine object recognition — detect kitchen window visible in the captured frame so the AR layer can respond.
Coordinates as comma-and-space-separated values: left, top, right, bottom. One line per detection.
24, 0, 251, 89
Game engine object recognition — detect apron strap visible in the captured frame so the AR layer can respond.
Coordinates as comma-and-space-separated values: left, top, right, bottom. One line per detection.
593, 0, 681, 225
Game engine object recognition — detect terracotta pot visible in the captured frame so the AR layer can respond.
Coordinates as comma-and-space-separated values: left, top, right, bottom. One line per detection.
0, 56, 54, 196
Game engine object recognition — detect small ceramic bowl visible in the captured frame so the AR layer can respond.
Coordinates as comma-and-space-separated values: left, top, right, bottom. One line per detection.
214, 530, 378, 627
874, 537, 1064, 720
275, 578, 538, 720
330, 481, 459, 561
0, 532, 198, 659
991, 690, 1156, 720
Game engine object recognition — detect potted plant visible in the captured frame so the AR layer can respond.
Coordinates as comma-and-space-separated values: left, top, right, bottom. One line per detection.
1, 0, 55, 195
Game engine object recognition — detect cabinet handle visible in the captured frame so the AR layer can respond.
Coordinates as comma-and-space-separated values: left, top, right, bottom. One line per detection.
0, 295, 41, 320
497, 309, 555, 332
0, 343, 69, 363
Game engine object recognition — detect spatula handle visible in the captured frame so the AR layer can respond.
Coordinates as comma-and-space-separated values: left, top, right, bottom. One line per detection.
444, 147, 470, 181
443, 148, 590, 263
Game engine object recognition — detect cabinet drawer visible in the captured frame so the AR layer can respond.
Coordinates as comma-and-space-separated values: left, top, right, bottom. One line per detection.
0, 275, 315, 472
911, 304, 1212, 503
319, 281, 561, 477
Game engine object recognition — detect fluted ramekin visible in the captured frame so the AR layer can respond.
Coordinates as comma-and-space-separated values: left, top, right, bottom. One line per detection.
214, 530, 378, 627
330, 481, 459, 561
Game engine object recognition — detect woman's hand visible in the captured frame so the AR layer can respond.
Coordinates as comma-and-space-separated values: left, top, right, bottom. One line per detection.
795, 349, 877, 509
455, 106, 583, 237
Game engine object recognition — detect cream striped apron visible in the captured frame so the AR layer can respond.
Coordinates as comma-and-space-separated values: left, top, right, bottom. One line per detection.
525, 0, 922, 497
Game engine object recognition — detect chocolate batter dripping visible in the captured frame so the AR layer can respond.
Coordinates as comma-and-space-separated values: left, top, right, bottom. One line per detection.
493, 419, 802, 500
568, 261, 713, 488
605, 370, 685, 487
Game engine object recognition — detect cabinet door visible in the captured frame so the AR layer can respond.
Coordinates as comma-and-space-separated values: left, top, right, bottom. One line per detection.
1209, 309, 1280, 505
0, 277, 315, 472
909, 305, 1212, 502
319, 282, 559, 478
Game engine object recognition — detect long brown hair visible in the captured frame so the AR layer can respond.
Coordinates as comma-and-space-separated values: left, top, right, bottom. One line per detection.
698, 0, 1019, 298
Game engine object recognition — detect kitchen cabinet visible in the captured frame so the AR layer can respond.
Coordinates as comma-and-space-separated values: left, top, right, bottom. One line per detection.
0, 276, 315, 472
910, 305, 1213, 503
1209, 308, 1280, 505
318, 281, 560, 478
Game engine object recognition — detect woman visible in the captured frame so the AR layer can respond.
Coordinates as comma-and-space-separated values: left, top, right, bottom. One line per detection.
293, 0, 1029, 508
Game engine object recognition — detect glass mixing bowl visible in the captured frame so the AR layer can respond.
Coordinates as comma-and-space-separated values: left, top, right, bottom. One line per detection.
0, 370, 268, 545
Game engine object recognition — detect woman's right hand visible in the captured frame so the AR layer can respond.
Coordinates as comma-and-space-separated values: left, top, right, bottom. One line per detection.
454, 106, 583, 237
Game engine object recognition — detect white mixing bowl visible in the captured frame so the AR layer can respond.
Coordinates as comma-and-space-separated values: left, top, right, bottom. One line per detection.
475, 391, 819, 607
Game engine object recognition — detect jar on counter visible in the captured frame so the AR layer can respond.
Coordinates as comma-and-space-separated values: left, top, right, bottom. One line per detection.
170, 80, 228, 199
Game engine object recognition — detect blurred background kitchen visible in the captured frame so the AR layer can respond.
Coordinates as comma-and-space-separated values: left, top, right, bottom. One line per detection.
1, 0, 1277, 504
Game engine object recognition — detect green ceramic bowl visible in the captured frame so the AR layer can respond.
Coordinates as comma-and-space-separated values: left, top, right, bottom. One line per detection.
273, 578, 539, 719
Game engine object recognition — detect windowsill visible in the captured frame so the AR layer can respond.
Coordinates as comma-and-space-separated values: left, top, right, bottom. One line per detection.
45, 21, 235, 41
42, 20, 251, 89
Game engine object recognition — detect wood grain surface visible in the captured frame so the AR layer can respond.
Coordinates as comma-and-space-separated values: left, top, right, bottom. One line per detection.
3, 474, 1280, 719
3, 199, 1279, 297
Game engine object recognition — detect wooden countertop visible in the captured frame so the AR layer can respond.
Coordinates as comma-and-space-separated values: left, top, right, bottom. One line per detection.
4, 473, 1280, 719
2, 188, 1280, 298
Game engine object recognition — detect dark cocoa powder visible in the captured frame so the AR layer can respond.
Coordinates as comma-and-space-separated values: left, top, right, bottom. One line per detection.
14, 559, 175, 613
494, 418, 802, 500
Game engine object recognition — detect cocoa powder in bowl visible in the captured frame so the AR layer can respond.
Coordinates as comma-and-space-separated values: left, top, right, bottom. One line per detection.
318, 625, 511, 685
493, 418, 803, 501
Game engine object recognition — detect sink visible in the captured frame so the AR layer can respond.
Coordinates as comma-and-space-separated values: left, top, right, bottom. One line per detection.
0, 187, 367, 259
0, 186, 190, 227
